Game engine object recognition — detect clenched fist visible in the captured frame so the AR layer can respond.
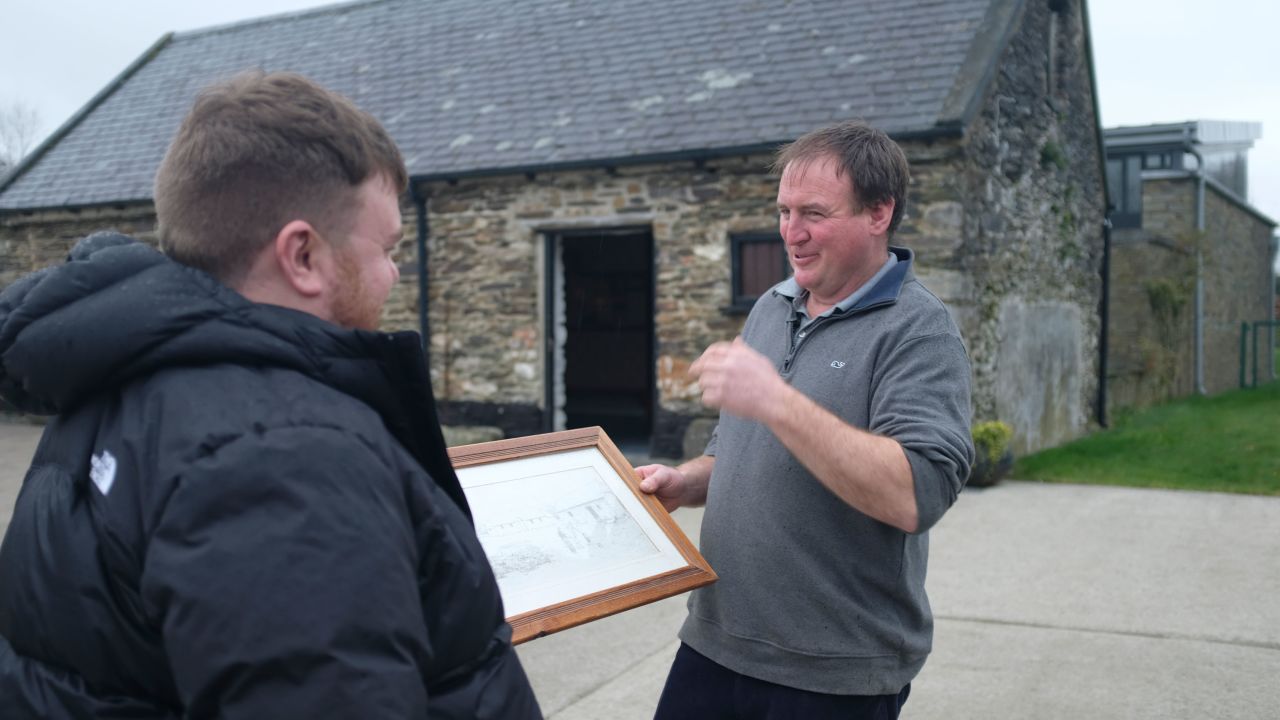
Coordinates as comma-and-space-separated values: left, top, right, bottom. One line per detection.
689, 337, 786, 421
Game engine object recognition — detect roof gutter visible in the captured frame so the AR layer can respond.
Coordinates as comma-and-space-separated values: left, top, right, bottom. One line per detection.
410, 183, 431, 359
407, 126, 964, 185
1097, 216, 1112, 427
1080, 0, 1114, 426
0, 33, 173, 197
410, 142, 786, 184
1185, 131, 1207, 396
1270, 234, 1278, 382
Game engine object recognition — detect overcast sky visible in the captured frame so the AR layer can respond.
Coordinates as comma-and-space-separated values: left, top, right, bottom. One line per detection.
2, 0, 1278, 271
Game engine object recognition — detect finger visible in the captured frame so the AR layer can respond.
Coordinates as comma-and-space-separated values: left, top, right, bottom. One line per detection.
691, 341, 731, 376
688, 357, 703, 378
636, 468, 666, 492
689, 347, 713, 376
701, 386, 722, 409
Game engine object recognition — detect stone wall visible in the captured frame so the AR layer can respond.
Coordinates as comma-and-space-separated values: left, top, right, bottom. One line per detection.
418, 143, 988, 455
1107, 223, 1196, 411
0, 204, 157, 288
952, 0, 1107, 454
0, 200, 424, 330
1201, 184, 1277, 391
417, 158, 778, 453
1107, 177, 1276, 411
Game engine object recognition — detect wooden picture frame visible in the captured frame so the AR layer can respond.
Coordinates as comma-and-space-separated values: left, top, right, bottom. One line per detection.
448, 427, 716, 644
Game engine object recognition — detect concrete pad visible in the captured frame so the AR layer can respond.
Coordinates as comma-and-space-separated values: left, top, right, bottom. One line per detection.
927, 482, 1280, 647
552, 640, 679, 720
912, 618, 1280, 719
517, 596, 684, 717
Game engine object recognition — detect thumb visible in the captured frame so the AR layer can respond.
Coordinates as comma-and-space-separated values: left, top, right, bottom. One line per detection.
635, 465, 660, 491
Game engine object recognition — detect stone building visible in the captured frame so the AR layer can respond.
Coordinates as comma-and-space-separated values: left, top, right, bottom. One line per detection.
0, 0, 1108, 456
1103, 121, 1277, 409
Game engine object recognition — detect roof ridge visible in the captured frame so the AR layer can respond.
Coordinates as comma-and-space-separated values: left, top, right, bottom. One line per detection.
171, 0, 391, 41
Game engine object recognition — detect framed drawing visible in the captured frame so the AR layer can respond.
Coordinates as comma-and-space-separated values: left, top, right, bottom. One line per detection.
449, 426, 716, 644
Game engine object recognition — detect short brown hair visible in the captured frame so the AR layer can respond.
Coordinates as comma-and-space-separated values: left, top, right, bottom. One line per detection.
772, 120, 910, 235
154, 71, 408, 285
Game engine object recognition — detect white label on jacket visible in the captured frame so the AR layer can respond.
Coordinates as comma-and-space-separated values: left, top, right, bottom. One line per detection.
90, 450, 117, 496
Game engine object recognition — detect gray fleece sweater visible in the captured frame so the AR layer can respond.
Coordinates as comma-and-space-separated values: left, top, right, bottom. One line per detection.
680, 246, 973, 695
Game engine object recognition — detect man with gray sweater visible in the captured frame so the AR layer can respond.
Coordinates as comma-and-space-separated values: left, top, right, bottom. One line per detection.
638, 120, 973, 719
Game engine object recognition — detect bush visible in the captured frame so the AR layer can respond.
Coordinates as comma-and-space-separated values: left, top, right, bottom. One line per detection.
969, 420, 1014, 487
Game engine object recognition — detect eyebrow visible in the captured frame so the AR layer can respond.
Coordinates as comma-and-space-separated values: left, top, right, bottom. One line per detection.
777, 200, 830, 212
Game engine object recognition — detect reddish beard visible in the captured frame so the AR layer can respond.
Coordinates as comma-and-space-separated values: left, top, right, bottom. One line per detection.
328, 251, 384, 331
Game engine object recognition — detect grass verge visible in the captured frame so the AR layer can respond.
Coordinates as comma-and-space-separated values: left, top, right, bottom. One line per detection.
1014, 381, 1280, 495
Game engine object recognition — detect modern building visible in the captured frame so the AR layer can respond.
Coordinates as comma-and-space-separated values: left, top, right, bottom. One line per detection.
1103, 120, 1276, 408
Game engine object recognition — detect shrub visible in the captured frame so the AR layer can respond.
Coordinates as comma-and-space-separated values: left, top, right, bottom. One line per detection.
969, 420, 1014, 487
972, 420, 1013, 464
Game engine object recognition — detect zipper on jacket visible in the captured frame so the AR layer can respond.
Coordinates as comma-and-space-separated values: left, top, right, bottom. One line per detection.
780, 296, 897, 374
783, 315, 829, 374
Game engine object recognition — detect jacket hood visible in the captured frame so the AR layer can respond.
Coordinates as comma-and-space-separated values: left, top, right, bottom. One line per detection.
3, 233, 365, 413
0, 233, 466, 513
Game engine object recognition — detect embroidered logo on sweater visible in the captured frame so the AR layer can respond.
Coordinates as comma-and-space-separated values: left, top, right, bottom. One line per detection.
830, 360, 847, 368
90, 450, 118, 496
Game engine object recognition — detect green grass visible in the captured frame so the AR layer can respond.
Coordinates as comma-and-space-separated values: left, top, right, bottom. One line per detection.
1014, 381, 1280, 495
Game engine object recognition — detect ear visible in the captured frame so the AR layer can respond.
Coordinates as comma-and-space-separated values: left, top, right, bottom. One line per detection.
273, 219, 333, 298
865, 199, 895, 236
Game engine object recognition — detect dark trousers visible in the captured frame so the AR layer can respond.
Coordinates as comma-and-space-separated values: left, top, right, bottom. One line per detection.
653, 643, 910, 720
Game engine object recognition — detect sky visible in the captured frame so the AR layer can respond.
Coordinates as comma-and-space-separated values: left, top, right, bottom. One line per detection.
2, 0, 1278, 271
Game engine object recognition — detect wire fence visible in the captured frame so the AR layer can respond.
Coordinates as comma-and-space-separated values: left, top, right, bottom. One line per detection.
1239, 320, 1279, 388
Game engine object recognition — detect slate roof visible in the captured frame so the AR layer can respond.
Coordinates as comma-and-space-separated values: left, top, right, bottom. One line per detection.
0, 0, 1018, 211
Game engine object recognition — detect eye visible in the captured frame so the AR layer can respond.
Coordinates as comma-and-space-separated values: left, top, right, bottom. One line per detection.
778, 208, 790, 218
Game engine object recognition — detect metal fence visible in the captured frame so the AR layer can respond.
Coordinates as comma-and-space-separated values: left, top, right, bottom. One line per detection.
1239, 320, 1279, 388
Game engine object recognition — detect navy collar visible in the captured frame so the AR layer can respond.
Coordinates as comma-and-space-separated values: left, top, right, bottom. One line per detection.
773, 246, 914, 316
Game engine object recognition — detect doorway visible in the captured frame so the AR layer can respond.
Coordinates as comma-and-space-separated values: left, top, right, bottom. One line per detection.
546, 228, 654, 451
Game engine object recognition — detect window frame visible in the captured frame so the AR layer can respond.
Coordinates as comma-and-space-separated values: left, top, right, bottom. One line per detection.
1106, 153, 1144, 229
728, 231, 788, 313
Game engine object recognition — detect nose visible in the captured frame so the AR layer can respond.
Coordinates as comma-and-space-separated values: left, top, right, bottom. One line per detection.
781, 215, 807, 247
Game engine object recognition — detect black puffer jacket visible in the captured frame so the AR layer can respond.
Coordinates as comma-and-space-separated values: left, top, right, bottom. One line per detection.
0, 234, 541, 718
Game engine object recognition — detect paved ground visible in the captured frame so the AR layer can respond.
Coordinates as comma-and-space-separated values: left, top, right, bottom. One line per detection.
2, 421, 1278, 717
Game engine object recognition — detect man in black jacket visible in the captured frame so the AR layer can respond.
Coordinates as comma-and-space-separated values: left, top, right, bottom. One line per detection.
0, 71, 542, 718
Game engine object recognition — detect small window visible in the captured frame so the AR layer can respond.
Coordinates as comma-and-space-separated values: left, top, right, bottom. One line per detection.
730, 232, 788, 311
1143, 152, 1173, 170
1106, 153, 1143, 229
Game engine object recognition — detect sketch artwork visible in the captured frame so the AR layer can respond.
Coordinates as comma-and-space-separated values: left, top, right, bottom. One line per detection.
458, 447, 685, 618
469, 464, 657, 598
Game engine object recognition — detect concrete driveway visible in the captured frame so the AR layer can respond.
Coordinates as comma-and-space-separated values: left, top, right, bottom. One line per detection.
2, 421, 1277, 718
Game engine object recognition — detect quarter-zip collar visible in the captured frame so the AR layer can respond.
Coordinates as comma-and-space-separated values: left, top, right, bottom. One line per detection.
771, 246, 915, 375
773, 245, 914, 320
